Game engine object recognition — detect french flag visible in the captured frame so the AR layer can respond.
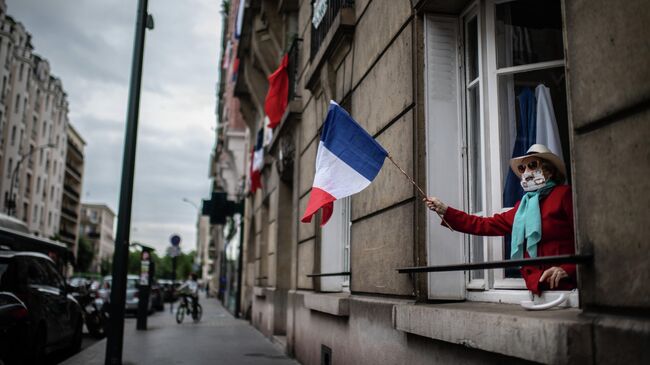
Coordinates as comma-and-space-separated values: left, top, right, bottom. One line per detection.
301, 101, 388, 226
249, 129, 264, 193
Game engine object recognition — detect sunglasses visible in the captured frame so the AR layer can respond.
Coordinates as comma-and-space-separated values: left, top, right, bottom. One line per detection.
517, 159, 540, 174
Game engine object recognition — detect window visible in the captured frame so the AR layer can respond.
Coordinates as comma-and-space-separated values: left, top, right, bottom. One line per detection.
424, 0, 574, 305
32, 205, 38, 223
10, 126, 15, 145
14, 93, 19, 113
18, 63, 23, 81
26, 257, 49, 286
319, 197, 351, 292
42, 120, 46, 136
6, 158, 12, 176
36, 177, 40, 193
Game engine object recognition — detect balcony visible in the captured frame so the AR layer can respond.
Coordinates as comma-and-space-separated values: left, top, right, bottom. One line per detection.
287, 38, 302, 101
306, 0, 355, 90
59, 229, 76, 241
61, 206, 78, 220
310, 0, 355, 60
63, 185, 80, 199
66, 162, 82, 181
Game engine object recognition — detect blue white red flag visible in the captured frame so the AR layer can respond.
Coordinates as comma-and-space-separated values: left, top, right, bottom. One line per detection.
301, 101, 388, 226
249, 129, 264, 193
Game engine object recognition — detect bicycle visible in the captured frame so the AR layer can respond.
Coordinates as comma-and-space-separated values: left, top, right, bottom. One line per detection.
175, 293, 202, 324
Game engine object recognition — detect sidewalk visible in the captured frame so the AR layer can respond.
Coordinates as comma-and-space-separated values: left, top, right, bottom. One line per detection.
61, 294, 299, 365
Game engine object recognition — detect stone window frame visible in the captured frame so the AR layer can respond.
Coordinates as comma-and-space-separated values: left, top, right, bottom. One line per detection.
423, 0, 579, 307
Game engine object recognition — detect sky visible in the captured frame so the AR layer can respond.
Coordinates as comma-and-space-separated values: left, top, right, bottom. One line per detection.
7, 0, 223, 253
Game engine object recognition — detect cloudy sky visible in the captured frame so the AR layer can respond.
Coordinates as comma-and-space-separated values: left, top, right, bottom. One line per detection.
7, 0, 223, 253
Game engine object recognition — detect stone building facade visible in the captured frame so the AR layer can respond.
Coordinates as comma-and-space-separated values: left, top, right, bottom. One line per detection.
59, 123, 85, 255
217, 0, 649, 363
79, 203, 115, 274
0, 0, 84, 252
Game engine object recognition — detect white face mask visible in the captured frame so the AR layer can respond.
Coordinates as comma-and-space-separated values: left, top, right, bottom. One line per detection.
520, 169, 547, 192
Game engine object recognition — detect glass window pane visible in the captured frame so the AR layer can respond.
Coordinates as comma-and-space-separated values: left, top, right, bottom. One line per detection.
468, 86, 482, 213
497, 67, 570, 276
466, 17, 479, 82
470, 235, 484, 279
496, 0, 564, 68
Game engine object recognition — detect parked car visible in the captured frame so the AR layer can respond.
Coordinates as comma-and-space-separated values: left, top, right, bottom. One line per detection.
158, 279, 177, 302
150, 280, 164, 311
0, 291, 29, 365
98, 275, 152, 314
0, 251, 83, 363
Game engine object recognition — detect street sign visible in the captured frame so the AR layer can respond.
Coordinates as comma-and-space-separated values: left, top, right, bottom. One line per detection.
170, 234, 181, 246
167, 246, 181, 257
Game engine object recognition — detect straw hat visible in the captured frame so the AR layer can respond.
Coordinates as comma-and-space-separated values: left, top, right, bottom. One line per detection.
510, 144, 567, 182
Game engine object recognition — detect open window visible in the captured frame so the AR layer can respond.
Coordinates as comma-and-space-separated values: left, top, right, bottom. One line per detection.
424, 0, 577, 306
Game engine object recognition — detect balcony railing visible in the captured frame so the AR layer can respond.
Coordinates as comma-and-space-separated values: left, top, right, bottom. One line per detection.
61, 206, 78, 219
66, 162, 82, 179
64, 185, 80, 199
288, 38, 302, 101
60, 229, 76, 240
310, 0, 355, 60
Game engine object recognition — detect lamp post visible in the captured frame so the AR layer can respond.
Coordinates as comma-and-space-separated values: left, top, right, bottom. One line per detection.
181, 197, 199, 211
5, 143, 55, 216
105, 0, 153, 363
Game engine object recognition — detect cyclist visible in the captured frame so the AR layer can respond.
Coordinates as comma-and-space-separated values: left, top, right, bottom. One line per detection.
177, 273, 199, 318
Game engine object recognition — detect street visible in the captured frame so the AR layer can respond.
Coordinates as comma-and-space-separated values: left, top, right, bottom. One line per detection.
59, 294, 298, 365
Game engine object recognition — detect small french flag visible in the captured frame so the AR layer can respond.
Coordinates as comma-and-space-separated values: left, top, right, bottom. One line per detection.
301, 101, 388, 226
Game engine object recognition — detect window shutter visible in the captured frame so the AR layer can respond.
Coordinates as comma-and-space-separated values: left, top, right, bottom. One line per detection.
320, 198, 349, 292
424, 16, 466, 300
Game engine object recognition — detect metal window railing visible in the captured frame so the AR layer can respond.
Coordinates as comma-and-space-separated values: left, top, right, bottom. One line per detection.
306, 272, 350, 278
310, 0, 354, 60
395, 254, 593, 274
287, 38, 302, 101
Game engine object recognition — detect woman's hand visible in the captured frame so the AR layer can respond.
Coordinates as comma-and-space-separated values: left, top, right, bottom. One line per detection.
539, 266, 568, 289
423, 196, 448, 216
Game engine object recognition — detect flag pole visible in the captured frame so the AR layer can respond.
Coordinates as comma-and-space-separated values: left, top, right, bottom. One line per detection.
386, 155, 453, 231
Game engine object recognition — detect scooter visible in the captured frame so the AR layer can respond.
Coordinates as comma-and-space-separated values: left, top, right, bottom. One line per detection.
74, 286, 109, 338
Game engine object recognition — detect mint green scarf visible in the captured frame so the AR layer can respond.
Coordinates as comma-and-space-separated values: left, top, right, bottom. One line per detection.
510, 180, 557, 259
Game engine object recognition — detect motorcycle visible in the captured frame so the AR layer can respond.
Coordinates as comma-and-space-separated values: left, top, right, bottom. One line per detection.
73, 286, 109, 338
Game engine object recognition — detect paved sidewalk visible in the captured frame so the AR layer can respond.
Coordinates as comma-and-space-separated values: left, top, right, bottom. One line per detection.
61, 294, 299, 365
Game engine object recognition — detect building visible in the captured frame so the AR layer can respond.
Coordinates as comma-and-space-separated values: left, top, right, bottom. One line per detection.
196, 214, 212, 282
0, 0, 84, 253
217, 0, 649, 364
79, 203, 115, 274
59, 123, 85, 256
205, 0, 250, 310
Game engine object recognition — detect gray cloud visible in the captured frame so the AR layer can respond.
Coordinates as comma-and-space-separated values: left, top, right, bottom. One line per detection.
7, 0, 222, 253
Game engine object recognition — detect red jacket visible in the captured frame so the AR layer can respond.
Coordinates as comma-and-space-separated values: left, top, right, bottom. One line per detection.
442, 185, 576, 295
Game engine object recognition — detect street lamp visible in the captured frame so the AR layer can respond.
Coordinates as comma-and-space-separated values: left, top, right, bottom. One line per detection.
181, 197, 199, 211
5, 142, 56, 216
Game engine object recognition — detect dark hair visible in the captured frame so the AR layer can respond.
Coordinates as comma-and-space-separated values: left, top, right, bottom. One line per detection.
540, 160, 563, 182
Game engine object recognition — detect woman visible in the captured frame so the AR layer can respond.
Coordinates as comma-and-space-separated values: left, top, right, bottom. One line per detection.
424, 144, 576, 295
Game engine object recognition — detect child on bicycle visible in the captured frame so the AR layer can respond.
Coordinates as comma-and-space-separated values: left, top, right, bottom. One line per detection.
177, 273, 199, 318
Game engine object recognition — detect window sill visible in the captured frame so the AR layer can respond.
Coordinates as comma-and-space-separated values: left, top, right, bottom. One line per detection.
393, 302, 592, 364
253, 286, 267, 298
304, 292, 350, 317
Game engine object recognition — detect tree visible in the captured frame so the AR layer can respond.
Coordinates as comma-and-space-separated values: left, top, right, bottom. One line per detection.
100, 257, 112, 276
76, 236, 95, 273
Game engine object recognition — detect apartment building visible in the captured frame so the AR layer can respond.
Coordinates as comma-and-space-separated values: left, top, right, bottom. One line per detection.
79, 203, 115, 274
59, 124, 85, 256
0, 0, 83, 249
216, 0, 649, 364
